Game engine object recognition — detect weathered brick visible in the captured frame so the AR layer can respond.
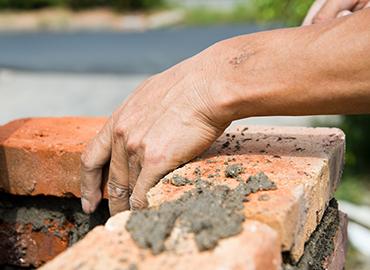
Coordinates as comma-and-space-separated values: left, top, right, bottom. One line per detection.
324, 211, 348, 270
148, 126, 345, 261
0, 118, 345, 265
0, 117, 106, 197
41, 211, 282, 270
0, 222, 69, 267
0, 193, 109, 267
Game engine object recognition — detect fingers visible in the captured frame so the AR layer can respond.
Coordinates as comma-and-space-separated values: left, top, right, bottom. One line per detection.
302, 0, 327, 25
311, 0, 360, 24
302, 0, 365, 25
108, 128, 130, 216
81, 118, 112, 214
128, 154, 142, 192
129, 164, 166, 210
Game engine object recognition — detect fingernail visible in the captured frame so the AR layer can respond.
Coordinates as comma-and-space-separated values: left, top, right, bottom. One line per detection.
81, 197, 93, 214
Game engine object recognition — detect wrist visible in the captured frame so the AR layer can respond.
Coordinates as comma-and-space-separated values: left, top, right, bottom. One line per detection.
206, 28, 309, 122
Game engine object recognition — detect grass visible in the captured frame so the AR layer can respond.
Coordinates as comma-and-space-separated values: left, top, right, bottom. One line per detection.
183, 4, 259, 26
335, 173, 370, 205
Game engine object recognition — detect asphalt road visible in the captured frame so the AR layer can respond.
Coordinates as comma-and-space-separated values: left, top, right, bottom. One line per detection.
0, 24, 277, 74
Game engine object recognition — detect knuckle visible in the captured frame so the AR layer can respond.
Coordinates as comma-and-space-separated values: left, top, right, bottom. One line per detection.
312, 14, 326, 24
126, 136, 142, 155
113, 126, 126, 138
81, 187, 102, 203
108, 180, 130, 199
129, 196, 147, 210
80, 151, 94, 171
143, 145, 167, 167
128, 182, 136, 193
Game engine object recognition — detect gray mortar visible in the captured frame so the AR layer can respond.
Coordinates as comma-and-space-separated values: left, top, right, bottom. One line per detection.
247, 172, 277, 193
225, 164, 244, 178
170, 174, 192, 187
126, 173, 278, 255
283, 199, 340, 270
0, 192, 109, 268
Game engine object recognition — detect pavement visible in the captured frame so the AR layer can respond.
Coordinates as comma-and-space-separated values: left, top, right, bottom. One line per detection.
0, 70, 340, 126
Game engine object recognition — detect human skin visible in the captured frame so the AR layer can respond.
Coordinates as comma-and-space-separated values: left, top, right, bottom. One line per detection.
303, 0, 370, 25
80, 8, 370, 215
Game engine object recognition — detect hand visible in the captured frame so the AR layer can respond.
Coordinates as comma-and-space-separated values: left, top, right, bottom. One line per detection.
302, 0, 370, 25
80, 46, 230, 215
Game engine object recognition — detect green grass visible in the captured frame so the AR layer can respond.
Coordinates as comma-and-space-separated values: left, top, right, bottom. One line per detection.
183, 0, 314, 26
335, 173, 370, 205
183, 4, 257, 26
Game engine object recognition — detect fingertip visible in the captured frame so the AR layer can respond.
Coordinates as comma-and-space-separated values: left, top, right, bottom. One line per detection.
81, 197, 94, 214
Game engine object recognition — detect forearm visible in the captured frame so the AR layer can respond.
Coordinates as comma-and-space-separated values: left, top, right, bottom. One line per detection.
209, 9, 370, 123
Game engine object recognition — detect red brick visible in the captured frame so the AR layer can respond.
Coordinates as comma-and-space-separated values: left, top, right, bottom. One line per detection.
41, 211, 281, 270
0, 119, 346, 264
148, 126, 345, 261
324, 211, 348, 270
0, 221, 70, 267
0, 117, 106, 197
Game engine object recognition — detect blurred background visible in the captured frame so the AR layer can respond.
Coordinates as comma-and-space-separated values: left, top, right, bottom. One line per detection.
0, 0, 369, 268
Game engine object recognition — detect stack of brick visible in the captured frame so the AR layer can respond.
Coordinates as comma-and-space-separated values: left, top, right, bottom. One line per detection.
0, 118, 109, 267
0, 117, 348, 269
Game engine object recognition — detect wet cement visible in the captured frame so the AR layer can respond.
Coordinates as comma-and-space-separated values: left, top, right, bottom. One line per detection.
170, 174, 192, 187
0, 192, 109, 268
246, 172, 277, 193
225, 164, 244, 178
283, 199, 340, 270
0, 192, 109, 244
126, 172, 277, 255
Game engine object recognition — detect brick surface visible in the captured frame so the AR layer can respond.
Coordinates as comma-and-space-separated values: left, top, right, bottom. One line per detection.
0, 193, 109, 267
325, 211, 348, 270
0, 118, 345, 265
148, 126, 345, 261
41, 211, 282, 270
0, 117, 106, 197
0, 222, 69, 267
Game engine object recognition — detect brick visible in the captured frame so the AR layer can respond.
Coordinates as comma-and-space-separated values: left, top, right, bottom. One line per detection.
324, 211, 348, 270
0, 193, 109, 267
283, 202, 348, 270
0, 118, 345, 263
0, 117, 106, 197
148, 126, 345, 261
41, 211, 282, 270
0, 222, 69, 267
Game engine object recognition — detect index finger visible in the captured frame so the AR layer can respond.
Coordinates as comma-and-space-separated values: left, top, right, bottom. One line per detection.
81, 118, 112, 214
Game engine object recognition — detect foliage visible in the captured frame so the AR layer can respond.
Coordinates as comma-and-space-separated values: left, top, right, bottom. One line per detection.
184, 0, 315, 26
184, 4, 255, 26
0, 0, 165, 11
341, 115, 370, 174
250, 0, 314, 26
335, 174, 370, 205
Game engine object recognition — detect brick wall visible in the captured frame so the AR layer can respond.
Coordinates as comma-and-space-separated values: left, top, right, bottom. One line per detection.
0, 118, 348, 269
